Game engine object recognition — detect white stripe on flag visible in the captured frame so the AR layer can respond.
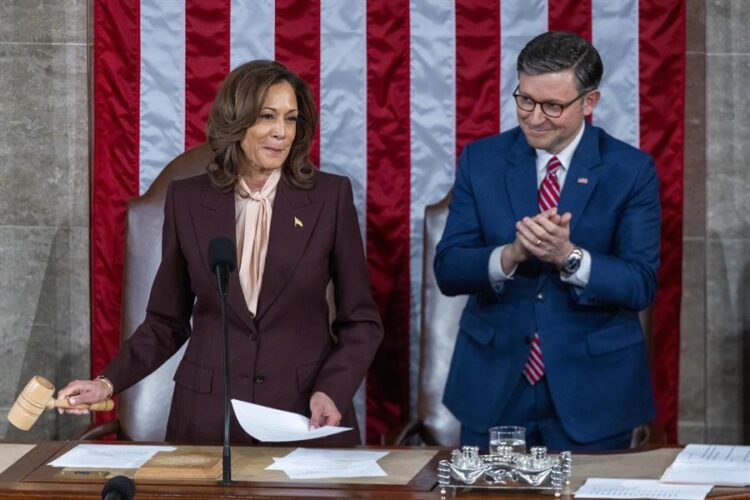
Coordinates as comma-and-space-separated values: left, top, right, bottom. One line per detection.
320, 0, 368, 236
592, 0, 639, 147
230, 0, 275, 69
139, 0, 186, 194
319, 0, 368, 441
409, 0, 456, 417
499, 0, 548, 132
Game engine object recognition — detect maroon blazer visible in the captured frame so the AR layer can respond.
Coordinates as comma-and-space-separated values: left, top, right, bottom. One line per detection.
103, 171, 383, 446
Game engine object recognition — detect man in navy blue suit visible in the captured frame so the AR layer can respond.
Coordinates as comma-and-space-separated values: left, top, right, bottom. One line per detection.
434, 31, 660, 452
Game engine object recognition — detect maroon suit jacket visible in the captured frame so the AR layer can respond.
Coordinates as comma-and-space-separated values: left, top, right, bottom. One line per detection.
103, 171, 383, 445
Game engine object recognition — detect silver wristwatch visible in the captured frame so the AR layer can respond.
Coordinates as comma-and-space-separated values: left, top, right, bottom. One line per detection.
559, 247, 583, 276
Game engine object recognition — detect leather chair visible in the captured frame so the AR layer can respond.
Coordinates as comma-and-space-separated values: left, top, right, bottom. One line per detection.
81, 144, 213, 441
392, 195, 665, 449
391, 196, 463, 447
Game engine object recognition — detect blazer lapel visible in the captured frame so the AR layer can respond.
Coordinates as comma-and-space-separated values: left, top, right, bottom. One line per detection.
505, 132, 539, 221
255, 180, 323, 320
557, 124, 601, 235
190, 183, 256, 330
504, 133, 547, 280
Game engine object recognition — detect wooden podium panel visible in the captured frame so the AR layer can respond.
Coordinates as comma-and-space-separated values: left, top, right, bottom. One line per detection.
0, 441, 443, 499
2, 442, 750, 499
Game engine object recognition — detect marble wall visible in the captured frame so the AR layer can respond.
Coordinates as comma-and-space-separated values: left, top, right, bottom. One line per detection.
702, 0, 750, 444
0, 0, 91, 441
678, 0, 750, 445
679, 0, 708, 444
0, 0, 748, 444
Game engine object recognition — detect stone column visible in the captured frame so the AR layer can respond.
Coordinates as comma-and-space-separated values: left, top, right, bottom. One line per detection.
0, 0, 91, 441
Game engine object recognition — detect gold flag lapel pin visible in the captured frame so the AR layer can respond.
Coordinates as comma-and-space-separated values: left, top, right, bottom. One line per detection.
294, 217, 303, 228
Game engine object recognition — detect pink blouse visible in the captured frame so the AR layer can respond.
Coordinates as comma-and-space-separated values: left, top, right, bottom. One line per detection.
234, 169, 281, 315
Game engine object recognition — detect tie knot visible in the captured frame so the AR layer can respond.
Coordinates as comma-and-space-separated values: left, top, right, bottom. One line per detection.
547, 156, 561, 175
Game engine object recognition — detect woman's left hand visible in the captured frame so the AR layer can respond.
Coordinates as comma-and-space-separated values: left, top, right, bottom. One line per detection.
309, 391, 342, 429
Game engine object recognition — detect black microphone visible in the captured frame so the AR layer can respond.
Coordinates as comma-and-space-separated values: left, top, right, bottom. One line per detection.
208, 236, 236, 296
101, 475, 135, 500
207, 236, 236, 485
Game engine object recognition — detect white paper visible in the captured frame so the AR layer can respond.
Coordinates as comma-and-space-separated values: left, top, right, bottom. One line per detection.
576, 478, 712, 500
266, 447, 389, 479
660, 444, 750, 487
48, 444, 176, 469
672, 444, 750, 465
267, 448, 389, 465
231, 399, 352, 442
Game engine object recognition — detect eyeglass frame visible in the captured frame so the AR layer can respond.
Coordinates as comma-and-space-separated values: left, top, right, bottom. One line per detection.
512, 85, 592, 118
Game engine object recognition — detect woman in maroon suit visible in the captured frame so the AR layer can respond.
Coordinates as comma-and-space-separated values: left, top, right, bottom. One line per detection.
59, 61, 383, 445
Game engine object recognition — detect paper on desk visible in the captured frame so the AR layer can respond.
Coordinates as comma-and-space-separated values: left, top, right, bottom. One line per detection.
660, 444, 750, 487
674, 444, 750, 465
267, 448, 389, 465
576, 478, 712, 500
266, 448, 388, 479
48, 444, 176, 469
231, 399, 352, 442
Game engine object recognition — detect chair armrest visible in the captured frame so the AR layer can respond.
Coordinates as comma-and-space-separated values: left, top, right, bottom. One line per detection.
74, 419, 122, 441
630, 422, 668, 449
387, 419, 424, 446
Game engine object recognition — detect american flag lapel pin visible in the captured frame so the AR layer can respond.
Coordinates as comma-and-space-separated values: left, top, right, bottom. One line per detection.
294, 217, 303, 228
577, 177, 589, 184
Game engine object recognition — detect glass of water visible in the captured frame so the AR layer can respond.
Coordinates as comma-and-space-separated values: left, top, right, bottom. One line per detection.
488, 425, 526, 455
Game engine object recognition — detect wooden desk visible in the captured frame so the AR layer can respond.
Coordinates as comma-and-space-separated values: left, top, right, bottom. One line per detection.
1, 442, 749, 499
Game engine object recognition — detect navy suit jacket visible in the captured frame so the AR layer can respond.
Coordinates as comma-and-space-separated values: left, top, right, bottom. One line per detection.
434, 124, 659, 443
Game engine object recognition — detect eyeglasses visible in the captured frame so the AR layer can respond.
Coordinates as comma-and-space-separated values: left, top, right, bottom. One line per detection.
512, 85, 589, 118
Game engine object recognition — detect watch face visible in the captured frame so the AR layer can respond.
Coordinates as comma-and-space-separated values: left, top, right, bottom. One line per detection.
562, 249, 582, 274
565, 259, 580, 273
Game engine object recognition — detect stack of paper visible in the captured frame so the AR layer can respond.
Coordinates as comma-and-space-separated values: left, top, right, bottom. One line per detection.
266, 448, 389, 479
576, 478, 712, 499
660, 444, 750, 487
48, 444, 177, 469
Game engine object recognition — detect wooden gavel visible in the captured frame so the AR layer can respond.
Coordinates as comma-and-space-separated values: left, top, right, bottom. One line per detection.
7, 376, 114, 431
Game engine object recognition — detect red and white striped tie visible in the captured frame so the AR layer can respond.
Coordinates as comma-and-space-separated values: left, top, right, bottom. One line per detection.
538, 156, 561, 212
523, 335, 545, 385
523, 156, 561, 385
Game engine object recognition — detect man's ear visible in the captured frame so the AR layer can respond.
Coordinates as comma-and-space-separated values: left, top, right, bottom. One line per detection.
583, 90, 601, 116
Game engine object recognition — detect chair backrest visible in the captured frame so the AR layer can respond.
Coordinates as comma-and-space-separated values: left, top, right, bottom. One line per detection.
416, 195, 463, 447
117, 144, 213, 441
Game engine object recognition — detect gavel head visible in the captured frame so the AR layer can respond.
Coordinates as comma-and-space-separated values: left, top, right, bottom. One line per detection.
7, 376, 55, 431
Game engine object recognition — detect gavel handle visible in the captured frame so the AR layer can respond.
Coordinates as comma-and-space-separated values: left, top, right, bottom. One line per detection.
48, 399, 115, 411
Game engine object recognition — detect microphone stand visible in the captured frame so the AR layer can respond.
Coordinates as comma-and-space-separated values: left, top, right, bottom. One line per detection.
216, 265, 232, 485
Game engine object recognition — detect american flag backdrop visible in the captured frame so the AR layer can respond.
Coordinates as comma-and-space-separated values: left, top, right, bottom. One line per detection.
92, 0, 685, 443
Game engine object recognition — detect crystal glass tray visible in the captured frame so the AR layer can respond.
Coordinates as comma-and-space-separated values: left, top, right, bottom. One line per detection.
437, 445, 572, 497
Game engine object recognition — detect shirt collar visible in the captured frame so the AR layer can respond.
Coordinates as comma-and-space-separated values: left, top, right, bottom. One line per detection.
235, 168, 282, 201
535, 121, 586, 175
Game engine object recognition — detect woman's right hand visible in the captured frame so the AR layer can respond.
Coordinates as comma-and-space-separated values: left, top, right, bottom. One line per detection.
56, 379, 111, 415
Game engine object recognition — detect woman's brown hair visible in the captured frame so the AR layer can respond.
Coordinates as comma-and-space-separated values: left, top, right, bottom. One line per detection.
206, 60, 317, 192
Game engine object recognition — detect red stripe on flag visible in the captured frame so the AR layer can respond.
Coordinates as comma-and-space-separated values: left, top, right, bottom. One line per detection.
275, 0, 321, 167
639, 0, 685, 443
365, 0, 411, 444
184, 0, 231, 150
91, 0, 141, 420
548, 0, 592, 40
455, 0, 500, 155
